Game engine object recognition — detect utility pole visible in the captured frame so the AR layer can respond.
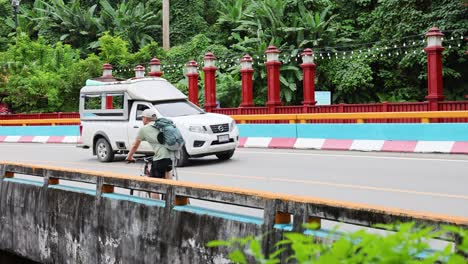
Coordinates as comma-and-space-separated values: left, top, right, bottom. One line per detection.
162, 0, 170, 50
11, 0, 20, 30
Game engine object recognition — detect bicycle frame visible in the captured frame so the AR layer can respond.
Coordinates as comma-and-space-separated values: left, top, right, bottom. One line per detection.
130, 156, 153, 196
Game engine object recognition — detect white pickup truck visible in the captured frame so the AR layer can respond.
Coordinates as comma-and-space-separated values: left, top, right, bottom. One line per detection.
78, 77, 239, 166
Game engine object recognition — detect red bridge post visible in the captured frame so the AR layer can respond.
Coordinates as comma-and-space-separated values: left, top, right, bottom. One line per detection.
186, 60, 199, 106
149, 58, 163, 77
424, 27, 445, 111
301, 48, 317, 112
240, 54, 254, 107
103, 63, 113, 109
265, 46, 281, 114
203, 52, 218, 112
134, 65, 145, 79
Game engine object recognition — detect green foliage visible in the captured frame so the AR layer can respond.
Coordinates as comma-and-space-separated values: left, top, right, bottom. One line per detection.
35, 0, 103, 53
170, 0, 210, 46
98, 32, 130, 66
215, 0, 344, 104
9, 0, 162, 54
96, 34, 166, 79
0, 0, 12, 51
129, 42, 166, 66
99, 0, 161, 52
217, 71, 241, 108
0, 33, 101, 112
162, 34, 212, 86
10, 1, 49, 41
319, 58, 374, 103
208, 223, 468, 263
59, 54, 102, 111
0, 0, 466, 112
332, 0, 468, 103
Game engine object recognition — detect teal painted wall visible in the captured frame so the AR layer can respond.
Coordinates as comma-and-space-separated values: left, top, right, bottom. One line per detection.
238, 123, 468, 141
2, 124, 467, 141
0, 126, 79, 136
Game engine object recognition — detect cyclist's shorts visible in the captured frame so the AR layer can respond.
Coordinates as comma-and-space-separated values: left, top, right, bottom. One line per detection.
150, 158, 173, 178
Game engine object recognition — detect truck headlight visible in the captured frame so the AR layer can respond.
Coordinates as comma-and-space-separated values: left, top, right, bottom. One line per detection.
230, 120, 237, 132
189, 125, 208, 133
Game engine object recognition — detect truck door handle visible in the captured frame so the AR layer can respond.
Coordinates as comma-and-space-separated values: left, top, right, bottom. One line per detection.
133, 126, 139, 128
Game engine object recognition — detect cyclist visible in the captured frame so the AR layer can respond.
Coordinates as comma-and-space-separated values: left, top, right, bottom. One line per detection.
126, 109, 173, 198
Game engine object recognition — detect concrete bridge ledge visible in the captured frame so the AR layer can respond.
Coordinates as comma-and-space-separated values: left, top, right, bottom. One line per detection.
173, 205, 263, 225
102, 193, 165, 207
1, 163, 467, 263
4, 178, 43, 187
49, 184, 96, 195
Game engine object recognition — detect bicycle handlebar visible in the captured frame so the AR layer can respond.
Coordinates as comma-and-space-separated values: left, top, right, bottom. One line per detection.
126, 156, 153, 164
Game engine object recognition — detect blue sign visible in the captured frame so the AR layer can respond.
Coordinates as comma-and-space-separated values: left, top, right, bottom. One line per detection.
315, 91, 331, 105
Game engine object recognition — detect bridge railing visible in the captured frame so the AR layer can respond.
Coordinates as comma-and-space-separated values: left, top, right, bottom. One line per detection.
1, 100, 467, 123
1, 162, 467, 247
0, 111, 467, 126
0, 112, 80, 120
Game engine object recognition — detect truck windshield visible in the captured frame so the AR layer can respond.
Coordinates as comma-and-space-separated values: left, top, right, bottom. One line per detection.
153, 101, 204, 117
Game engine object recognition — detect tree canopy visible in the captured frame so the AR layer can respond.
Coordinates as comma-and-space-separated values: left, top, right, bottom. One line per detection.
0, 0, 466, 112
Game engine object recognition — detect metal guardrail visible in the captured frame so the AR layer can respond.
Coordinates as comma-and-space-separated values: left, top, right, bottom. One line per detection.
1, 162, 467, 246
0, 111, 467, 126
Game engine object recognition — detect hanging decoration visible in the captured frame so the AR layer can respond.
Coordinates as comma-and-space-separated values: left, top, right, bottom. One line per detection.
67, 31, 466, 74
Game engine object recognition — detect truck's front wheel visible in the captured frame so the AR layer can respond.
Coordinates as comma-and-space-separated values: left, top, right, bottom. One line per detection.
176, 147, 189, 167
95, 138, 114, 162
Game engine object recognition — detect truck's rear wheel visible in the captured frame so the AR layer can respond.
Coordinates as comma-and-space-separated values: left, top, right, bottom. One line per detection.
96, 138, 114, 162
216, 149, 235, 161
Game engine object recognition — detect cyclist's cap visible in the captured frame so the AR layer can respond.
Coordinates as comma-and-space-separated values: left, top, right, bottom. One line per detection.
142, 109, 157, 120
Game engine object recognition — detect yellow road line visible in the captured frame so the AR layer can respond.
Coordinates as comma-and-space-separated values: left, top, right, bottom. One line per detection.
182, 170, 468, 200
182, 170, 267, 181
269, 177, 468, 200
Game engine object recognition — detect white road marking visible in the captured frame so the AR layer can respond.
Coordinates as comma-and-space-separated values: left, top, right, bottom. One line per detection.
238, 149, 468, 163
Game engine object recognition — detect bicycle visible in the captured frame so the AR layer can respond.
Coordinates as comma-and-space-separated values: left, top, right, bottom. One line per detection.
127, 156, 152, 196
127, 155, 179, 197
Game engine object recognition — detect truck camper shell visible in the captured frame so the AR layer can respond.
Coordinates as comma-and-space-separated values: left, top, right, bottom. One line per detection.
79, 78, 187, 121
80, 78, 187, 101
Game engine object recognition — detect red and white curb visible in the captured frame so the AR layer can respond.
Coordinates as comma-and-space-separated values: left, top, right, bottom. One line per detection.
0, 136, 80, 144
238, 137, 468, 154
2, 136, 467, 154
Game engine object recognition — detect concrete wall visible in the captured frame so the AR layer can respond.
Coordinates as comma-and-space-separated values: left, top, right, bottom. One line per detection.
0, 179, 262, 264
1, 163, 466, 263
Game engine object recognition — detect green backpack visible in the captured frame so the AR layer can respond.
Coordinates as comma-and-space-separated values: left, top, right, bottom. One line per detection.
152, 118, 185, 151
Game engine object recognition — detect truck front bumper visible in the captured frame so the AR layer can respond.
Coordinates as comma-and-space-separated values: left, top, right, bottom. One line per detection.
185, 130, 239, 156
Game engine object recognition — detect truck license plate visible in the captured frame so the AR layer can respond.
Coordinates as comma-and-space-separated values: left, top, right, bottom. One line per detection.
218, 134, 229, 143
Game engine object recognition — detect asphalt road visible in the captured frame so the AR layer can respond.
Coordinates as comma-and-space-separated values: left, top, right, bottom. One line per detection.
1, 143, 468, 219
